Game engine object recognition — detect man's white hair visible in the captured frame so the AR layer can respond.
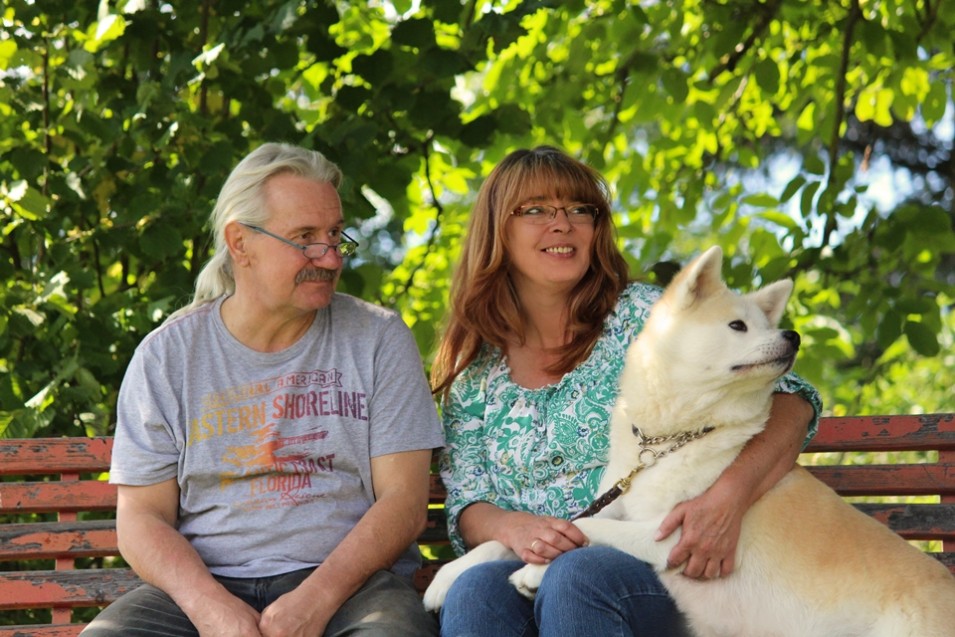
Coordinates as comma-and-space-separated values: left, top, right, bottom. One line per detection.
167, 142, 342, 321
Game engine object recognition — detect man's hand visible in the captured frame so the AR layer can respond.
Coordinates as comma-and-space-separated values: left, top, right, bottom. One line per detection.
189, 593, 263, 637
258, 587, 331, 637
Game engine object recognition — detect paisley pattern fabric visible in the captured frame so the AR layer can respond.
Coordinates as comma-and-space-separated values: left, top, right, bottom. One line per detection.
439, 282, 822, 555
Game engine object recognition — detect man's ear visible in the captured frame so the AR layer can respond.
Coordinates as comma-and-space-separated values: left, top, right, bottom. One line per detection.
224, 222, 250, 266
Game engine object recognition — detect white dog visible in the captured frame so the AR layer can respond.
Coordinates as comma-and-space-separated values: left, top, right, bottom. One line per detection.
425, 246, 955, 636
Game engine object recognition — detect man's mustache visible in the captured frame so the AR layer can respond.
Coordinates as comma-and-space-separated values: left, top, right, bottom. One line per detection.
295, 267, 337, 284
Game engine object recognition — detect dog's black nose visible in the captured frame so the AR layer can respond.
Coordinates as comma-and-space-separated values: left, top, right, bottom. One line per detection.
782, 330, 800, 348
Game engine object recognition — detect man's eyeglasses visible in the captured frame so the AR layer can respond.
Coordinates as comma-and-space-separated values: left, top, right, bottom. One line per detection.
241, 223, 359, 258
510, 203, 600, 225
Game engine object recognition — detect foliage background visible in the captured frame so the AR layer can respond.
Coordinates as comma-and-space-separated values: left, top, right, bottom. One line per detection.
1, 0, 953, 438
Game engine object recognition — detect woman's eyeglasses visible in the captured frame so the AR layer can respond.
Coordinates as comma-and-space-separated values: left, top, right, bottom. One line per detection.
510, 204, 599, 225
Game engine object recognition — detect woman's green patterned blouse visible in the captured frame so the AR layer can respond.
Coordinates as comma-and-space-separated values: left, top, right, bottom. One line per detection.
439, 282, 822, 555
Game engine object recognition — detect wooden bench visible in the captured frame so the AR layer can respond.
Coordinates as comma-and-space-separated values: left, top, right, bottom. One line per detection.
2, 413, 953, 635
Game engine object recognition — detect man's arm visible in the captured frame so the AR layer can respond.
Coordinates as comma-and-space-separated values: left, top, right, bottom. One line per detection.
116, 480, 264, 635
257, 448, 433, 637
657, 392, 814, 579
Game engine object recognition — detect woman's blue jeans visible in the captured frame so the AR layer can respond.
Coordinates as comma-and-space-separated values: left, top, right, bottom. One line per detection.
438, 546, 689, 637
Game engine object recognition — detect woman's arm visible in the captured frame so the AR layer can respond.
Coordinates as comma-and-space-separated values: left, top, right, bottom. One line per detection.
458, 502, 588, 565
656, 391, 815, 579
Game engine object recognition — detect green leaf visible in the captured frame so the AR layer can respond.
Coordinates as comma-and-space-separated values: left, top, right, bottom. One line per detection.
742, 193, 779, 208
876, 309, 903, 349
753, 58, 780, 95
352, 50, 395, 85
426, 0, 462, 24
392, 18, 436, 49
922, 80, 948, 124
0, 39, 17, 70
307, 31, 347, 61
460, 115, 498, 147
800, 182, 821, 217
779, 175, 807, 203
493, 104, 531, 135
421, 48, 472, 77
9, 184, 51, 221
758, 211, 799, 231
904, 321, 940, 356
660, 69, 688, 102
140, 223, 183, 260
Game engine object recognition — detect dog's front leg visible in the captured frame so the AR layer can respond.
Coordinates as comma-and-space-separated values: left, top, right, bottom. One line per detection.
508, 561, 549, 599
508, 518, 679, 599
572, 517, 675, 571
508, 517, 677, 600
423, 540, 518, 611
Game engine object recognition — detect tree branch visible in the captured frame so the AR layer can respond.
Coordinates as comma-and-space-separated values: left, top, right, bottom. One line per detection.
822, 0, 863, 247
915, 0, 940, 42
601, 46, 645, 147
380, 134, 445, 308
706, 0, 783, 82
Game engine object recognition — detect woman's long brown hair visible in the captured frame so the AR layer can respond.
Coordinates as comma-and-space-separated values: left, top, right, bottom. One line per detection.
431, 146, 630, 401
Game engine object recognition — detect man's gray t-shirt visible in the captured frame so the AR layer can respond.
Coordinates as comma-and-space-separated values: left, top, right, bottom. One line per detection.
111, 293, 444, 580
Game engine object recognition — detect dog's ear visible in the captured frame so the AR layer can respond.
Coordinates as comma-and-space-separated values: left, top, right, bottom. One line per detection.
672, 246, 725, 310
750, 279, 794, 326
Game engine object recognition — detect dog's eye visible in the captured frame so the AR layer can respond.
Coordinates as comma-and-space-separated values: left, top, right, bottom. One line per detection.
729, 320, 747, 332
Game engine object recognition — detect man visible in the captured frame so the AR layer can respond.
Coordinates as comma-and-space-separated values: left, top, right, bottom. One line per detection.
82, 143, 444, 636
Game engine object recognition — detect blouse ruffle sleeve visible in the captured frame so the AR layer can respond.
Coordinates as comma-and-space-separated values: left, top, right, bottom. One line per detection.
439, 362, 497, 555
774, 371, 823, 445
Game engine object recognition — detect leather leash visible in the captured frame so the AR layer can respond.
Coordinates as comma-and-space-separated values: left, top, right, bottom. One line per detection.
572, 425, 715, 521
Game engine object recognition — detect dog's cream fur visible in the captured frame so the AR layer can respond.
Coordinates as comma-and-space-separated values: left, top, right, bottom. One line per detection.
424, 246, 955, 636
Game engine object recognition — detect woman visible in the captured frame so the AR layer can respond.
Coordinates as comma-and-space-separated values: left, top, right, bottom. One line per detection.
430, 146, 820, 636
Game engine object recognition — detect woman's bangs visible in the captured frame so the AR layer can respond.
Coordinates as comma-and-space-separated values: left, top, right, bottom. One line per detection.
509, 164, 602, 208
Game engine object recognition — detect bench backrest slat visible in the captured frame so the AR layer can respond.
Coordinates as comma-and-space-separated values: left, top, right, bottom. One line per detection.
806, 465, 955, 497
0, 520, 119, 561
0, 438, 112, 475
0, 482, 118, 515
804, 414, 955, 452
0, 570, 142, 610
0, 626, 84, 637
854, 503, 955, 542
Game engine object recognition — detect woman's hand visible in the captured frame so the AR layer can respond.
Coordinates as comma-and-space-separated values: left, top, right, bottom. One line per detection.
656, 479, 744, 579
656, 393, 812, 580
502, 511, 589, 564
459, 503, 588, 565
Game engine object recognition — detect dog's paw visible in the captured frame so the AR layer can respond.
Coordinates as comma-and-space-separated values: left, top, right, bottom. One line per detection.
421, 550, 486, 611
422, 541, 519, 612
422, 574, 450, 612
508, 563, 548, 599
423, 558, 473, 612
